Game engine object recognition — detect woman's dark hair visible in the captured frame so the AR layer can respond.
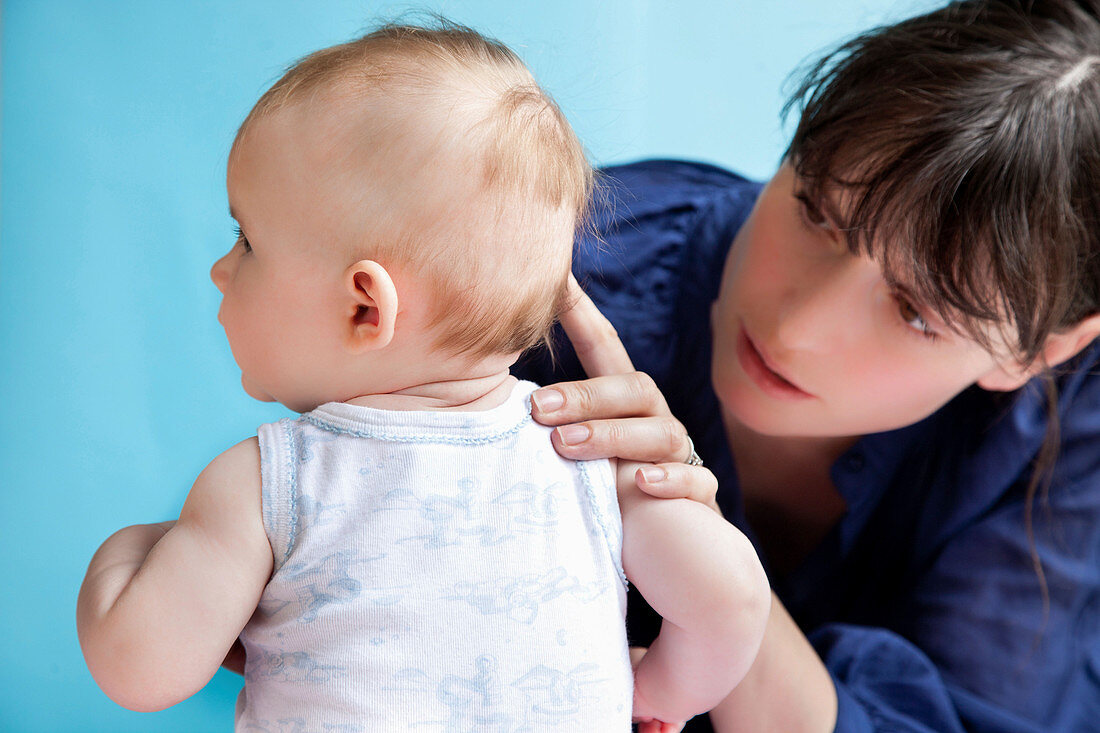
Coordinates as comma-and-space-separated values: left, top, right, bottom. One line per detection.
783, 0, 1100, 620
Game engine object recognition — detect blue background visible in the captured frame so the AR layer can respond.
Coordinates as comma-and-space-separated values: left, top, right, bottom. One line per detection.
2, 1, 934, 730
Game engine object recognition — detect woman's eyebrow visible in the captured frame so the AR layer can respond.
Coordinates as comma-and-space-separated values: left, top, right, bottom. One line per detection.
887, 277, 920, 303
884, 271, 925, 301
884, 273, 922, 305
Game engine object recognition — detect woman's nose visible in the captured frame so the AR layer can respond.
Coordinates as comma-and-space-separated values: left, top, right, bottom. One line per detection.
210, 251, 232, 293
775, 260, 868, 351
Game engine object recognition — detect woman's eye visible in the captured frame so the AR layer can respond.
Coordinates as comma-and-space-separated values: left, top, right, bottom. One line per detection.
898, 296, 937, 341
794, 192, 830, 229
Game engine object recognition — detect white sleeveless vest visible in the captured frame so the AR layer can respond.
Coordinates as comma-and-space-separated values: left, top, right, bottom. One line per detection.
235, 381, 632, 732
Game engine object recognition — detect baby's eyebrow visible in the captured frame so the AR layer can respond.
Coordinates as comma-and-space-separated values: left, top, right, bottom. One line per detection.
228, 204, 240, 221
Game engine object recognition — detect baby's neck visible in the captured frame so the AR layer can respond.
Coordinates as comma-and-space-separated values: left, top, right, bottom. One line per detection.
343, 369, 518, 412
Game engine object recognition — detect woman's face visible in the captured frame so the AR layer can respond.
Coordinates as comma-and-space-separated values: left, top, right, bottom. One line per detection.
711, 162, 1015, 438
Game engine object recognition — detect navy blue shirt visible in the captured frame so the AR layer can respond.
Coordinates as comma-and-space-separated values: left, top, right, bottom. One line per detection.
514, 160, 1100, 732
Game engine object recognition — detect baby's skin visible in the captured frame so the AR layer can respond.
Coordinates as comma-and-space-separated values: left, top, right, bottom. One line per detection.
76, 69, 770, 730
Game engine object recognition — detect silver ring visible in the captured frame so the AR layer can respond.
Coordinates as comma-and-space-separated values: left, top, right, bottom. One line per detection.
684, 435, 704, 467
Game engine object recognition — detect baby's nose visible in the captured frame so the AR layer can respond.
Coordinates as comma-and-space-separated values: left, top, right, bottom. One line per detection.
210, 253, 231, 293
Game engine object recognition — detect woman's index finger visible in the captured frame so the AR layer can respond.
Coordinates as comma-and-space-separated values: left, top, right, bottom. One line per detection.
559, 274, 635, 377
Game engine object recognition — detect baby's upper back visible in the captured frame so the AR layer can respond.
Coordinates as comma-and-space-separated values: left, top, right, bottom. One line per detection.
235, 381, 632, 731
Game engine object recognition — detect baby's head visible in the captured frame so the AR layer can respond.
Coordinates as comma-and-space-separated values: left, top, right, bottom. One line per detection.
213, 21, 590, 411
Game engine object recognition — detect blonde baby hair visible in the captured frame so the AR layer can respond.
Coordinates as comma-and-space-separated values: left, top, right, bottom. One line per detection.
233, 19, 592, 359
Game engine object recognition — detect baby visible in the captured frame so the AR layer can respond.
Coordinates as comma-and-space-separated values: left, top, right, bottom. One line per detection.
76, 22, 769, 731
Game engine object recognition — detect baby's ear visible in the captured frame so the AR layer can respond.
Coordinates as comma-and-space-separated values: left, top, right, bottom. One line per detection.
977, 312, 1100, 391
343, 260, 398, 352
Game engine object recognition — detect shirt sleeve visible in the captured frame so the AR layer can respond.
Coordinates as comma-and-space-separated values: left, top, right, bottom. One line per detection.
814, 362, 1100, 732
813, 625, 963, 732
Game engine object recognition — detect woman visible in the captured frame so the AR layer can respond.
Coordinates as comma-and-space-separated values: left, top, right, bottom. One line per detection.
516, 1, 1100, 730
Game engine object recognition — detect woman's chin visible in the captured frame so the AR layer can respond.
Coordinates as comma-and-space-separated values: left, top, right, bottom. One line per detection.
719, 382, 827, 437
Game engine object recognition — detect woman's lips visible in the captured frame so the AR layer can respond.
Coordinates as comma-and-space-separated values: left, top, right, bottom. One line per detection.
735, 325, 814, 400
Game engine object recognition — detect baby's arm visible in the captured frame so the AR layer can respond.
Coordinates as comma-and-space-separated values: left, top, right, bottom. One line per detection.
617, 458, 771, 726
76, 437, 272, 711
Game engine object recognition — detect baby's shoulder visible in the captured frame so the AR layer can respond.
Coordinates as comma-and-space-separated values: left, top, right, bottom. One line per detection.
180, 437, 264, 546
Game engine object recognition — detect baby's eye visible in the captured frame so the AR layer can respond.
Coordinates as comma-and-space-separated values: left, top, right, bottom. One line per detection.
233, 225, 253, 253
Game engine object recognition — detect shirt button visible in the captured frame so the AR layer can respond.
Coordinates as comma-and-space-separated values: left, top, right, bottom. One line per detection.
843, 453, 865, 472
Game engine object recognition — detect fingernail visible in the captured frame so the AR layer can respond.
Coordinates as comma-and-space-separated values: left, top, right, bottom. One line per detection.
639, 466, 666, 483
556, 424, 590, 445
532, 389, 564, 413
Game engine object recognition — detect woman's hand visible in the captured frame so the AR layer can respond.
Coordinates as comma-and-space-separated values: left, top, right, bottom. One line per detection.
531, 276, 719, 512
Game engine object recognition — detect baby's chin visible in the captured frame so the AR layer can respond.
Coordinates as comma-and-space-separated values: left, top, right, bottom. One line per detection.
241, 374, 276, 403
